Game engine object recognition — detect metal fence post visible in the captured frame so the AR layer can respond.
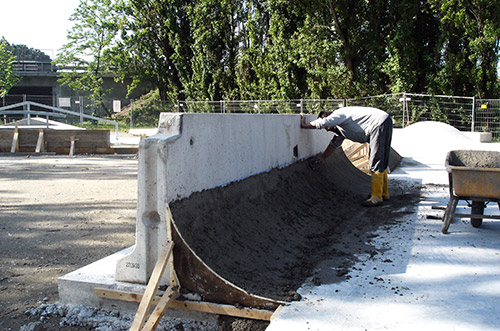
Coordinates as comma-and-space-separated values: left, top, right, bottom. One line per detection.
130, 99, 134, 129
27, 100, 31, 125
79, 96, 84, 125
471, 96, 475, 132
402, 92, 406, 128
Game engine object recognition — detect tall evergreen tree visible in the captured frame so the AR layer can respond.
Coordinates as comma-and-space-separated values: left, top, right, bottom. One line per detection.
430, 0, 500, 98
119, 0, 194, 101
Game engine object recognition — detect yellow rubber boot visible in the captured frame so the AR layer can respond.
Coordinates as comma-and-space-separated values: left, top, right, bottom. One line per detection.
362, 172, 384, 207
382, 169, 390, 201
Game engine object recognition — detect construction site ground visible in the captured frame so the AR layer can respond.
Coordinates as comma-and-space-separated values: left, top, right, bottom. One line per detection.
1, 123, 500, 330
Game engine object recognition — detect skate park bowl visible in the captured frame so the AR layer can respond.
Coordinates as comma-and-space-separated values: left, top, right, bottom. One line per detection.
59, 112, 413, 318
107, 112, 378, 311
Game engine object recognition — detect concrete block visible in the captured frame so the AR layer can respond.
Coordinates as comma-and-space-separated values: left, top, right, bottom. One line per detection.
463, 131, 492, 143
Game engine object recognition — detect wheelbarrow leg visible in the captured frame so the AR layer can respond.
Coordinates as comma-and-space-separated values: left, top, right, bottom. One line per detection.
442, 197, 459, 234
442, 196, 455, 223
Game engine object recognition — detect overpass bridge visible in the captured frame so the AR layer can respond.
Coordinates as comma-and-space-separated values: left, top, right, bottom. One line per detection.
3, 60, 150, 114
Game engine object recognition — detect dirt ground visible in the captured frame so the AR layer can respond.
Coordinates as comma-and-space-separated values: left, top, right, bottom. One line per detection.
0, 154, 420, 330
0, 154, 138, 330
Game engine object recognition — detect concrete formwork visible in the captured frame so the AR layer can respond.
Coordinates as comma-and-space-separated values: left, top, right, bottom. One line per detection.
115, 113, 332, 293
58, 112, 372, 314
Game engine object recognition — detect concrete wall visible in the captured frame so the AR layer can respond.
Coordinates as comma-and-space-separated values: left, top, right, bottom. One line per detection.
115, 112, 331, 284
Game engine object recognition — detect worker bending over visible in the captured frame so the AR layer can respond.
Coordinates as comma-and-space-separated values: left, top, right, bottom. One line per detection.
301, 106, 393, 207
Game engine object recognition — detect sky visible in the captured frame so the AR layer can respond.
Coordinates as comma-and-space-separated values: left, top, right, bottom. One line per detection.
0, 0, 81, 59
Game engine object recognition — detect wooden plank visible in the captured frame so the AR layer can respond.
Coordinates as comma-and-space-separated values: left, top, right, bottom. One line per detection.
129, 241, 174, 331
35, 129, 44, 153
270, 305, 283, 321
353, 159, 369, 169
69, 136, 76, 156
93, 288, 275, 321
344, 143, 366, 159
10, 131, 19, 153
165, 204, 180, 288
169, 299, 274, 321
142, 286, 179, 331
10, 122, 19, 153
0, 129, 116, 153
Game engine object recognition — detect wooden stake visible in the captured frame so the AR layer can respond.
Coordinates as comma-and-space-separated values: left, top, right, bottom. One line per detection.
35, 129, 45, 153
69, 136, 76, 156
10, 122, 19, 153
129, 241, 174, 331
142, 286, 179, 331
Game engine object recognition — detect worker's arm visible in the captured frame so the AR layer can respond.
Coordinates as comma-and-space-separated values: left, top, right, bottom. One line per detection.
300, 115, 316, 129
317, 144, 336, 162
310, 143, 336, 170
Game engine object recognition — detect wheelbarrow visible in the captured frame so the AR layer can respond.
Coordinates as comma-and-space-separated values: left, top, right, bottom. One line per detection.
442, 150, 500, 234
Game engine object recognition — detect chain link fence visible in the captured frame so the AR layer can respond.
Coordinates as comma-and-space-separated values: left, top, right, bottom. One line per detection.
3, 93, 500, 140
345, 93, 475, 131
180, 99, 344, 114
474, 99, 500, 139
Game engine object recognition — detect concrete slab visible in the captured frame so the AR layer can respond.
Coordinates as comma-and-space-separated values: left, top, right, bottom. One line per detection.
268, 184, 500, 330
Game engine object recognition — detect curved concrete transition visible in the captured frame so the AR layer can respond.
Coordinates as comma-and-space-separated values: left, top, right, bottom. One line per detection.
115, 113, 376, 310
170, 149, 370, 308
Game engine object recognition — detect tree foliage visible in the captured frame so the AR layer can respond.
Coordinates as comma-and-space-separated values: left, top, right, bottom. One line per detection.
57, 0, 500, 102
429, 0, 500, 98
54, 0, 125, 114
5, 43, 52, 62
0, 38, 20, 97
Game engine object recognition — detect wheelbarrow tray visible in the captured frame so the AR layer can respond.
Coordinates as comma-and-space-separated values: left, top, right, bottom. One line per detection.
442, 150, 500, 233
449, 166, 500, 199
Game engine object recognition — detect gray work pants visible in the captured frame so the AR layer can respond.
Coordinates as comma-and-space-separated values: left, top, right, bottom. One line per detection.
369, 116, 393, 173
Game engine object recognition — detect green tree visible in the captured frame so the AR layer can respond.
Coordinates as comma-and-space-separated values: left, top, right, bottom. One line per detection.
0, 38, 20, 97
382, 0, 441, 93
430, 0, 500, 98
116, 0, 194, 102
5, 43, 52, 62
185, 0, 242, 100
55, 0, 124, 115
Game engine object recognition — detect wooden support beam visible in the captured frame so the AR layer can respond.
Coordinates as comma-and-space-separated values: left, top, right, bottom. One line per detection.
93, 288, 275, 321
129, 241, 174, 331
67, 136, 80, 156
142, 286, 179, 331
